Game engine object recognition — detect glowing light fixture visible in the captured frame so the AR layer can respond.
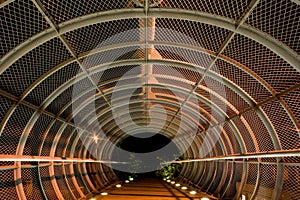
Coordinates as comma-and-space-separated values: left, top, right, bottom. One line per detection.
189, 191, 197, 195
163, 178, 166, 181
116, 184, 122, 188
171, 181, 175, 184
181, 186, 187, 190
125, 180, 129, 183
92, 135, 99, 144
101, 192, 108, 196
201, 198, 210, 200
167, 180, 171, 182
129, 177, 134, 181
242, 195, 246, 200
175, 183, 180, 187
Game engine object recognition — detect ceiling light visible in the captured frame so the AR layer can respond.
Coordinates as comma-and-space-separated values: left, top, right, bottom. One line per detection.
189, 191, 197, 195
116, 184, 122, 188
101, 192, 108, 196
181, 186, 187, 190
175, 183, 180, 187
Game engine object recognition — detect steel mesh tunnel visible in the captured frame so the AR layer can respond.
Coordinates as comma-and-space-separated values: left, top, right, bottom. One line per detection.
0, 0, 299, 199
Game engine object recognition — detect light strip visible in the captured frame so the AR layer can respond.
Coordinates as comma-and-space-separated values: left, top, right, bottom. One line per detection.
0, 154, 127, 164
170, 149, 300, 163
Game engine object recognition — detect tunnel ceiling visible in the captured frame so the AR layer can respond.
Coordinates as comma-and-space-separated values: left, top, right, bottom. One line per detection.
0, 0, 300, 199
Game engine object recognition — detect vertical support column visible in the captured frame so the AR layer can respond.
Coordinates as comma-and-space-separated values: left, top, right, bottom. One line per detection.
250, 162, 261, 200
272, 163, 284, 200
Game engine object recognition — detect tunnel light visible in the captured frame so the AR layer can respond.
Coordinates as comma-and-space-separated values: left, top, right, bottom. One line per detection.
242, 195, 246, 200
129, 177, 134, 181
92, 135, 99, 144
175, 183, 180, 187
189, 191, 197, 195
171, 181, 175, 184
163, 178, 166, 181
181, 186, 187, 190
200, 198, 210, 200
101, 192, 108, 196
125, 180, 130, 183
89, 198, 96, 200
116, 184, 122, 188
167, 180, 171, 182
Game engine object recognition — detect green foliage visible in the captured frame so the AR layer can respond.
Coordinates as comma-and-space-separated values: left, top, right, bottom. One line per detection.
156, 156, 182, 179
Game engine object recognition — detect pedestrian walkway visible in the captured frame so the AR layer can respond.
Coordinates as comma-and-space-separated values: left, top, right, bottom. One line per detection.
91, 178, 211, 200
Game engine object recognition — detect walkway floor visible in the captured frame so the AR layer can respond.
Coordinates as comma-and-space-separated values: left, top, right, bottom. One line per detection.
92, 178, 205, 200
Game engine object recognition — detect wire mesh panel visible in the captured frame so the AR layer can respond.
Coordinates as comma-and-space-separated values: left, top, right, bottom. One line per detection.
55, 125, 74, 157
160, 0, 250, 20
155, 18, 230, 52
39, 166, 58, 199
40, 0, 131, 24
280, 165, 300, 199
220, 161, 233, 197
25, 62, 80, 106
41, 120, 63, 156
242, 163, 258, 198
54, 165, 73, 199
0, 38, 72, 97
0, 96, 13, 126
246, 0, 300, 54
224, 162, 243, 199
21, 167, 45, 200
73, 163, 89, 194
282, 88, 300, 123
64, 19, 140, 54
262, 100, 300, 150
256, 164, 276, 200
242, 110, 275, 152
232, 117, 257, 153
64, 164, 81, 198
23, 114, 53, 156
222, 34, 300, 93
208, 161, 225, 195
0, 105, 34, 154
0, 0, 49, 57
212, 59, 273, 103
0, 170, 19, 199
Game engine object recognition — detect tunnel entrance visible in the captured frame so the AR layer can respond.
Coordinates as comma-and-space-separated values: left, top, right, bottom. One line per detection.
111, 132, 181, 179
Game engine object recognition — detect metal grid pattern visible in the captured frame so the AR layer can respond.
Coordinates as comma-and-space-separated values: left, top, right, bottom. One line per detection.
160, 0, 250, 20
21, 168, 45, 200
0, 170, 19, 200
0, 105, 34, 154
246, 0, 300, 54
0, 95, 13, 123
256, 164, 276, 199
64, 164, 81, 198
25, 62, 80, 106
0, 0, 49, 57
0, 0, 299, 199
262, 100, 300, 150
64, 19, 140, 54
23, 114, 53, 156
281, 165, 300, 199
223, 34, 300, 93
212, 59, 273, 103
155, 18, 230, 52
41, 120, 63, 156
40, 0, 131, 24
156, 45, 211, 69
54, 165, 73, 199
242, 110, 275, 152
39, 166, 58, 199
55, 125, 74, 157
283, 88, 300, 122
232, 117, 257, 153
0, 38, 72, 97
